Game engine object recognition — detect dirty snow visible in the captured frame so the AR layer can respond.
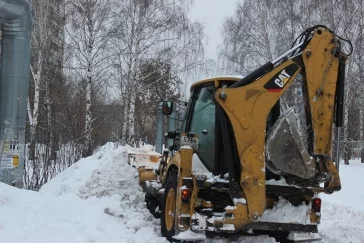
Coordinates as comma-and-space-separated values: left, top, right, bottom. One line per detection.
0, 144, 364, 243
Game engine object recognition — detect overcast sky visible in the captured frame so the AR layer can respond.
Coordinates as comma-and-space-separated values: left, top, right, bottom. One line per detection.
189, 0, 238, 61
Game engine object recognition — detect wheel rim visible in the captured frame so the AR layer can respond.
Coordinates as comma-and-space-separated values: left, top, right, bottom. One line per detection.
165, 188, 176, 231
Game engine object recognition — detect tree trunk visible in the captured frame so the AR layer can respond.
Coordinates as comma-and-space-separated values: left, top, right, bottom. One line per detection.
121, 85, 130, 144
84, 44, 93, 157
128, 89, 136, 145
84, 72, 92, 157
83, 12, 95, 157
28, 61, 42, 161
361, 109, 364, 163
344, 104, 349, 165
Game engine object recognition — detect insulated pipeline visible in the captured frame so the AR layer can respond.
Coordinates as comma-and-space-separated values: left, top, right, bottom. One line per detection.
0, 0, 32, 188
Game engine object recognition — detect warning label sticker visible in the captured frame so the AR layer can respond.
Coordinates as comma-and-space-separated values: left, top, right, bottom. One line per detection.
1, 156, 13, 169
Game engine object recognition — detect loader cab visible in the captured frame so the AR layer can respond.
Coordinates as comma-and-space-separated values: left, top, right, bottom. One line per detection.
166, 76, 281, 177
180, 77, 241, 174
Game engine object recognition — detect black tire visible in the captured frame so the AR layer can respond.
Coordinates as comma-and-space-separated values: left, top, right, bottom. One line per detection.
161, 170, 178, 241
145, 193, 160, 218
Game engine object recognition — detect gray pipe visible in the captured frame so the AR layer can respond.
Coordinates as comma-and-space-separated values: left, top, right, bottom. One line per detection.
0, 0, 32, 188
155, 102, 164, 154
166, 105, 176, 149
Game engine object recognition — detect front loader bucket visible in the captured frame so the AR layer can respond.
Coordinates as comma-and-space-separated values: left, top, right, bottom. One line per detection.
265, 108, 316, 180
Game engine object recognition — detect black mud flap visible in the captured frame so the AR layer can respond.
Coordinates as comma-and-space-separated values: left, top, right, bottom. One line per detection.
242, 222, 318, 233
243, 222, 320, 242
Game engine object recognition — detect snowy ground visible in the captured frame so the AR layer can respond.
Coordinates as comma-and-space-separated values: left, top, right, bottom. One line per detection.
1, 144, 363, 243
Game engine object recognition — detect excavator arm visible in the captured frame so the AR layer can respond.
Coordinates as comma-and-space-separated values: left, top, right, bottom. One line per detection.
215, 26, 352, 224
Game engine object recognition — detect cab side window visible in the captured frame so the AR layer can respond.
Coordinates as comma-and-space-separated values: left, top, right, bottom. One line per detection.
188, 85, 216, 172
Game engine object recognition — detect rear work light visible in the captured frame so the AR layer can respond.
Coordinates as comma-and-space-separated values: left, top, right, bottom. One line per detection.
181, 189, 190, 203
312, 198, 321, 213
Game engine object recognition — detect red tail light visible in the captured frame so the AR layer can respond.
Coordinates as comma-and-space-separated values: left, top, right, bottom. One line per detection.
181, 189, 190, 202
312, 198, 321, 212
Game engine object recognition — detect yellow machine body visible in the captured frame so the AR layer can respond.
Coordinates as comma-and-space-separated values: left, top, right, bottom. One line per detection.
140, 26, 350, 242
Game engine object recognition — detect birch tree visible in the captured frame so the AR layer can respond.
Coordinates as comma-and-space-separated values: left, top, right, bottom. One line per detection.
112, 0, 204, 144
220, 0, 363, 164
65, 0, 114, 156
27, 0, 54, 160
26, 0, 59, 189
351, 0, 364, 163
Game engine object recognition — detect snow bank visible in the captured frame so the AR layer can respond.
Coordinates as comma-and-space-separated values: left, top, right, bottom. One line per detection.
0, 183, 128, 243
2, 144, 364, 243
1, 144, 167, 243
40, 144, 136, 198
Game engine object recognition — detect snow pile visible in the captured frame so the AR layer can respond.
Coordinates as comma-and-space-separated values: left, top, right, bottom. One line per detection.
0, 183, 132, 243
260, 197, 310, 224
1, 144, 167, 243
39, 143, 131, 197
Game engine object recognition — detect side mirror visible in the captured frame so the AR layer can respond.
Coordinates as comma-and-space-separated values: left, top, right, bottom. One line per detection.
165, 130, 178, 139
162, 101, 174, 116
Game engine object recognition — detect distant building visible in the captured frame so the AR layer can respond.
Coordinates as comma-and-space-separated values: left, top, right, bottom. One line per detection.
48, 0, 65, 75
31, 0, 65, 76
28, 0, 66, 142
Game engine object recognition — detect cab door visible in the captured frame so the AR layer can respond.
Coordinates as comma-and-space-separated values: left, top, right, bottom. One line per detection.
186, 84, 216, 172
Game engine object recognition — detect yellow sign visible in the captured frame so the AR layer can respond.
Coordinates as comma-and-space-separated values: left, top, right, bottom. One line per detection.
13, 156, 19, 167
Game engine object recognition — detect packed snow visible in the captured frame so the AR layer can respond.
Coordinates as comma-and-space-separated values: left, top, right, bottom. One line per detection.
0, 144, 364, 243
173, 229, 206, 241
260, 198, 311, 224
1, 144, 165, 243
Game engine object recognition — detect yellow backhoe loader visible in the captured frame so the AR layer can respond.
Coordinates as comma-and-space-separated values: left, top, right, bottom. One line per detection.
139, 25, 353, 242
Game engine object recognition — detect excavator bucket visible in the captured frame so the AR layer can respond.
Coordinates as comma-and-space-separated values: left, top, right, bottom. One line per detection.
265, 108, 316, 180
